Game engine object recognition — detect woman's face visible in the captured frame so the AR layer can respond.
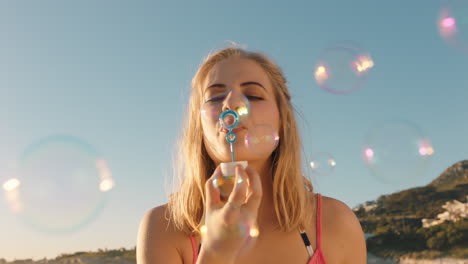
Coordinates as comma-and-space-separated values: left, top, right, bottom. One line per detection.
200, 58, 280, 164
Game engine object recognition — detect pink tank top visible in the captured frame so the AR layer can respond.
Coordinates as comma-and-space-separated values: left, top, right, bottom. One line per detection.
189, 193, 326, 264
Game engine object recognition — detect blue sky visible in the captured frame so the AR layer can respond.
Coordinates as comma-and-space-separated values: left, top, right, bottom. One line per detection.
1, 0, 467, 260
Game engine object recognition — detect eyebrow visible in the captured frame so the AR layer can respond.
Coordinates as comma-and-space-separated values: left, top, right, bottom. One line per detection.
205, 81, 266, 91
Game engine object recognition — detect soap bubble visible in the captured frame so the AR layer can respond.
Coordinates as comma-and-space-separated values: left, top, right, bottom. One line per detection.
244, 124, 280, 158
362, 121, 434, 185
201, 210, 258, 257
201, 90, 250, 127
309, 152, 337, 176
314, 43, 374, 95
3, 135, 114, 234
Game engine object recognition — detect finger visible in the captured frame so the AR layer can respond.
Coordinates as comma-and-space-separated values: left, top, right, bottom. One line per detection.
243, 166, 263, 213
245, 174, 253, 202
226, 165, 248, 210
205, 166, 222, 210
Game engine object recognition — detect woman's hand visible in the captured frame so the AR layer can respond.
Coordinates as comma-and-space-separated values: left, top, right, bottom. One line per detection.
201, 165, 263, 261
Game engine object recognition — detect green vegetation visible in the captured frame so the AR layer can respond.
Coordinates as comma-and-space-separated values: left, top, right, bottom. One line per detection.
366, 220, 468, 260
357, 160, 468, 260
55, 247, 136, 261
356, 184, 467, 222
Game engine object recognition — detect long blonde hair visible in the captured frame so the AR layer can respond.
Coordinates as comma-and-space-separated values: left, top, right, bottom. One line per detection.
167, 46, 314, 235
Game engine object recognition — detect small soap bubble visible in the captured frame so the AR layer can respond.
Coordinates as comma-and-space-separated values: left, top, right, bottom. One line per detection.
314, 43, 374, 95
309, 152, 337, 176
3, 135, 114, 234
216, 210, 259, 256
362, 121, 434, 185
201, 90, 250, 127
244, 124, 280, 158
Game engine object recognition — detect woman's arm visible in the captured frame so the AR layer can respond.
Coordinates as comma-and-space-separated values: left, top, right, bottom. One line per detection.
340, 204, 367, 264
322, 197, 367, 264
137, 205, 183, 264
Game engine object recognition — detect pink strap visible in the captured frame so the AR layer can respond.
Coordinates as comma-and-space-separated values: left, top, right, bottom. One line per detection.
189, 235, 198, 264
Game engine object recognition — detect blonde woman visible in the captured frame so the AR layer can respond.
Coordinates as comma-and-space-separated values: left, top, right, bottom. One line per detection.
137, 47, 366, 264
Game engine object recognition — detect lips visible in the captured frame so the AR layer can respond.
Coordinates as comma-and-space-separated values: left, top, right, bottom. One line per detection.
220, 127, 246, 134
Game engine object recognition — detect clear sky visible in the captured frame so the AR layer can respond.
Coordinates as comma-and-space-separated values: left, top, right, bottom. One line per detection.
1, 0, 467, 261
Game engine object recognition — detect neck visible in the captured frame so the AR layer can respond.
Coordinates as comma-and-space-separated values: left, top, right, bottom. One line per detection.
244, 158, 279, 231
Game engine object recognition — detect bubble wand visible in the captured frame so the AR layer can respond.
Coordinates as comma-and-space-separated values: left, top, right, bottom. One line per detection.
213, 109, 248, 199
207, 109, 259, 242
219, 109, 239, 162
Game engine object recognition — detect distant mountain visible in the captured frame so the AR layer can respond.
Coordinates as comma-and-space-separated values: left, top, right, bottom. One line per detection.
428, 160, 468, 190
0, 248, 136, 264
356, 160, 468, 221
354, 160, 468, 211
356, 160, 468, 260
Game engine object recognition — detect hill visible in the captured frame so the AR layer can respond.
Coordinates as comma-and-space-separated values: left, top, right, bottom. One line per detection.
0, 248, 136, 264
355, 160, 468, 261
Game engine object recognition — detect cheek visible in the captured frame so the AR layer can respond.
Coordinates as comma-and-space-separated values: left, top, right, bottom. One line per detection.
258, 103, 280, 129
201, 118, 220, 143
267, 105, 281, 137
271, 104, 280, 127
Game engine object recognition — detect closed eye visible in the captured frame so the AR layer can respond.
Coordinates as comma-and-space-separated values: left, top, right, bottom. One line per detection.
205, 95, 226, 103
206, 95, 263, 103
247, 96, 263, 101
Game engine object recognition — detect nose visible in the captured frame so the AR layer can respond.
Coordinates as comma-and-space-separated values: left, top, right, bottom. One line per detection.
221, 89, 249, 114
222, 89, 240, 111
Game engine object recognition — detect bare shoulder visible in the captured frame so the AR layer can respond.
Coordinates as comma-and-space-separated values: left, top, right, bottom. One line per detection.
321, 196, 362, 231
321, 195, 367, 264
137, 204, 186, 264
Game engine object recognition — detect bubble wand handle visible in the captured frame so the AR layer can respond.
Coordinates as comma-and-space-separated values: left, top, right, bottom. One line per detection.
230, 141, 235, 162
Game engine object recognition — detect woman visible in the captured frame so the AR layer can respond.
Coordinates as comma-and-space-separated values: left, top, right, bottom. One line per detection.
137, 46, 366, 264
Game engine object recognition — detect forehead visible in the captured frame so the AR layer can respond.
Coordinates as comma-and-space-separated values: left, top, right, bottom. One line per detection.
204, 58, 272, 90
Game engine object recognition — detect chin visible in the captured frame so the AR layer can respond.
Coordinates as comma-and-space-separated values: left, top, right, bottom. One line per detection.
208, 143, 273, 164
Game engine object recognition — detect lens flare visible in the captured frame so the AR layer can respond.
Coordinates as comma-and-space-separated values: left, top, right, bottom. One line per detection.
438, 1, 468, 53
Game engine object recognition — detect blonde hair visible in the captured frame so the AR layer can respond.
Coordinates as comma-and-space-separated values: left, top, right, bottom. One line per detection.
167, 45, 314, 235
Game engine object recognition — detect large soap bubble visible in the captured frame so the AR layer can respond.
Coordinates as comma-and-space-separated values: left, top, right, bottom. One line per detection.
314, 42, 374, 95
362, 121, 434, 185
2, 135, 114, 234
